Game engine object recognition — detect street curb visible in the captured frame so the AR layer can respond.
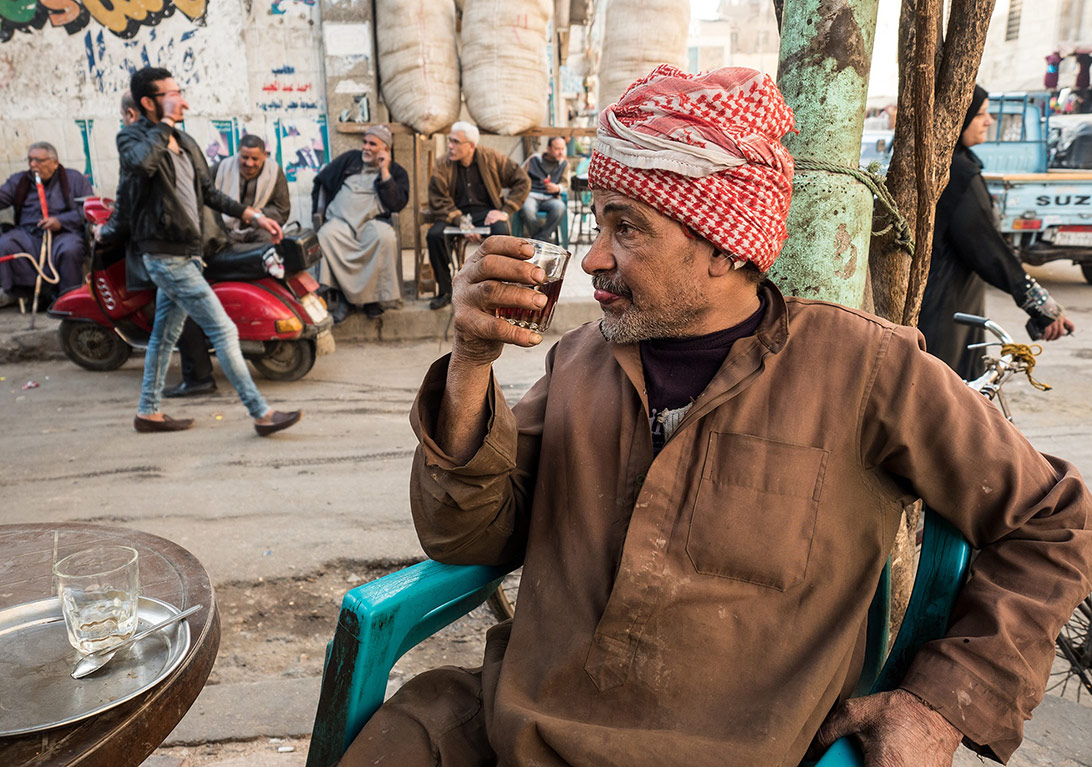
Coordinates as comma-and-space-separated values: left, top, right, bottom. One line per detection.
0, 321, 65, 364
0, 299, 604, 365
164, 677, 320, 746
331, 297, 603, 343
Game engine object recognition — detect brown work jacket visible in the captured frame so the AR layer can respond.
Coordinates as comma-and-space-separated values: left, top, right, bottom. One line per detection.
428, 144, 531, 224
409, 282, 1092, 767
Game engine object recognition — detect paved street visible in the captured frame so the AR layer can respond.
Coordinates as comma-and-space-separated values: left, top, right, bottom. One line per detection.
1, 257, 1091, 765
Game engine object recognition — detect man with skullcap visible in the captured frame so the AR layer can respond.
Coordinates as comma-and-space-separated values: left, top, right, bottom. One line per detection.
340, 66, 1092, 767
313, 124, 410, 320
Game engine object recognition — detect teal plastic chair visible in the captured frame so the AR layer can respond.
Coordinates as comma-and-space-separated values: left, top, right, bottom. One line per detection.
812, 509, 971, 766
307, 508, 970, 767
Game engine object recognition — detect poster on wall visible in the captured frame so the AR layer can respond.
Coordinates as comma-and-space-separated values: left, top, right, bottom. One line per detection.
75, 119, 95, 186
205, 118, 239, 164
274, 115, 329, 183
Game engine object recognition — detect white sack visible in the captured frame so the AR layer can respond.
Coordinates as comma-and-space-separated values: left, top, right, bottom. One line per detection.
377, 0, 461, 135
598, 0, 690, 108
461, 0, 552, 135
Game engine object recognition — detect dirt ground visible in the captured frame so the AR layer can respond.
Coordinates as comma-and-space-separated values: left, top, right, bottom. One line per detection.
207, 559, 503, 687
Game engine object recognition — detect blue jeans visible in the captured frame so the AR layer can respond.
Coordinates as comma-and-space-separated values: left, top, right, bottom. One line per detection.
519, 195, 566, 243
139, 255, 269, 419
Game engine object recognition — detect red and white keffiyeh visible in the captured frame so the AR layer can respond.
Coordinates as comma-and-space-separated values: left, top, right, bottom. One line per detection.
588, 64, 796, 271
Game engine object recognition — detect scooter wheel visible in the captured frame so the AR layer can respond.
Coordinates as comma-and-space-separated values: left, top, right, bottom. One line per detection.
59, 320, 132, 371
251, 340, 316, 381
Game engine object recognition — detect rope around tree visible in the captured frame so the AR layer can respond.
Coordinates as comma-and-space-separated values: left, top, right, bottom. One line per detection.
794, 158, 915, 258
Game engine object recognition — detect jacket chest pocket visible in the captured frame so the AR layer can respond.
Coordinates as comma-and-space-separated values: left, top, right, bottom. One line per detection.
686, 432, 828, 591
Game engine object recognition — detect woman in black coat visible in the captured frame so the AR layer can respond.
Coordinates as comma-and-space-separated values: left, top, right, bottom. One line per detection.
919, 85, 1074, 379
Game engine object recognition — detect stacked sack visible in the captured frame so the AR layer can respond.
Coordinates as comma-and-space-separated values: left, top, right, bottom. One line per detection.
377, 0, 461, 135
599, 0, 690, 108
460, 0, 553, 134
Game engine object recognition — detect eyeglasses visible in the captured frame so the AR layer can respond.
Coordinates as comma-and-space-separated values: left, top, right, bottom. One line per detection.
447, 137, 469, 146
26, 156, 54, 165
152, 89, 183, 99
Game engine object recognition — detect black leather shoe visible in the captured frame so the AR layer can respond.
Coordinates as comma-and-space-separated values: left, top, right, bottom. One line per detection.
163, 379, 217, 398
254, 409, 303, 437
134, 414, 194, 432
429, 293, 452, 310
363, 302, 384, 318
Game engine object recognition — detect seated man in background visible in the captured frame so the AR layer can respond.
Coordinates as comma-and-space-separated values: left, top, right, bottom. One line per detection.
341, 66, 1092, 767
312, 125, 409, 320
425, 120, 530, 309
212, 135, 291, 244
519, 135, 569, 244
0, 142, 94, 306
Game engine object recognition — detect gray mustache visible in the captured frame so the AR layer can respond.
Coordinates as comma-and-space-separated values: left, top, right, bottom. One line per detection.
591, 273, 632, 299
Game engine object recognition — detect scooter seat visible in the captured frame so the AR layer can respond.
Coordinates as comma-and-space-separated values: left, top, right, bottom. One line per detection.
204, 243, 273, 282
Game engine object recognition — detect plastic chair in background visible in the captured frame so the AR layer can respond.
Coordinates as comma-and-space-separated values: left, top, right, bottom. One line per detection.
510, 190, 570, 249
307, 508, 971, 767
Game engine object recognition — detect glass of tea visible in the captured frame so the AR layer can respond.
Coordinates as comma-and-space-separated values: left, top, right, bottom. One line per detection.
495, 240, 571, 332
54, 545, 140, 655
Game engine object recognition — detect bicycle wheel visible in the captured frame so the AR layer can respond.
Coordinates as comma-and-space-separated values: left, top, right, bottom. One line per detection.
1052, 595, 1092, 698
487, 569, 521, 621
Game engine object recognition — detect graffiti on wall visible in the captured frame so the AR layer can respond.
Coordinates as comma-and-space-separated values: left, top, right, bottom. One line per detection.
84, 26, 198, 94
270, 0, 313, 15
1, 0, 207, 43
75, 118, 95, 185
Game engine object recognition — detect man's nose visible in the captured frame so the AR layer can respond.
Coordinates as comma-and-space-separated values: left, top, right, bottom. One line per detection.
581, 231, 613, 274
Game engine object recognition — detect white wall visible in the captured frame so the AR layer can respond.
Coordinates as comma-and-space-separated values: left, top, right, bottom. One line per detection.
978, 0, 1063, 92
0, 0, 329, 224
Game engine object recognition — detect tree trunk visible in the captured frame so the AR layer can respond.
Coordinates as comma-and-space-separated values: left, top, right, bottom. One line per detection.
864, 0, 996, 644
867, 0, 997, 326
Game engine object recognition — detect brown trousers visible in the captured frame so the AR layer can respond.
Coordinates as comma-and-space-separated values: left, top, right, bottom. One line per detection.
338, 623, 510, 766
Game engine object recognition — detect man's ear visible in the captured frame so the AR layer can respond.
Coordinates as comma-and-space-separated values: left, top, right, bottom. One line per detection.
139, 97, 155, 117
708, 248, 735, 277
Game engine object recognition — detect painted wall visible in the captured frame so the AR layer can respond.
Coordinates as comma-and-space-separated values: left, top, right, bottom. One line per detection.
0, 0, 329, 224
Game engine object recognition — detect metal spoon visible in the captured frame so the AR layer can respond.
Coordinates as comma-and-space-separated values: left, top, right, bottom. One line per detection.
71, 604, 202, 679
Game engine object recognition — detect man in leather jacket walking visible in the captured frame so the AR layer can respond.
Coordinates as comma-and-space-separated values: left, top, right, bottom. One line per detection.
119, 66, 302, 436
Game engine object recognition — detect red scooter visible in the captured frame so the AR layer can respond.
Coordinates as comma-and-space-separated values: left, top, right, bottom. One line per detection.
48, 198, 334, 381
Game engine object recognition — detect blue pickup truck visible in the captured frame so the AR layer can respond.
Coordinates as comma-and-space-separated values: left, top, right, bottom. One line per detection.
973, 92, 1092, 284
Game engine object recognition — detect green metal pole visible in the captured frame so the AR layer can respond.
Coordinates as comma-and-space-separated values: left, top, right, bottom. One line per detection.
772, 0, 880, 308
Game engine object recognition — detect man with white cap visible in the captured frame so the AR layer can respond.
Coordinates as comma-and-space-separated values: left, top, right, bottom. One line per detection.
340, 66, 1092, 767
312, 125, 409, 320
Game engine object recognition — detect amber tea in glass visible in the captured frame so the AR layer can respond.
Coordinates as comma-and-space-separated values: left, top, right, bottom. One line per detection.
495, 240, 571, 332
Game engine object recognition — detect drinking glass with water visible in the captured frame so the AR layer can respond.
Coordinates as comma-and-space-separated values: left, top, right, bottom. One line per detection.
53, 546, 139, 655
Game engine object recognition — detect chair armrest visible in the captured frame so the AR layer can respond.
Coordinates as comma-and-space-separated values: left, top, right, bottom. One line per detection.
812, 508, 971, 767
307, 559, 514, 767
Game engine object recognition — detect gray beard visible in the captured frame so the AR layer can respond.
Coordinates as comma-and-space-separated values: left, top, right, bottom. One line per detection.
591, 262, 704, 343
597, 307, 703, 344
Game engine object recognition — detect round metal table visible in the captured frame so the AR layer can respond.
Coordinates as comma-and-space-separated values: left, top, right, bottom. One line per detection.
0, 523, 220, 766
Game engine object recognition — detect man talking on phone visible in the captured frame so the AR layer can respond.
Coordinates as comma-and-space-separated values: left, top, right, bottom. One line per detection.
312, 125, 409, 321
119, 66, 302, 436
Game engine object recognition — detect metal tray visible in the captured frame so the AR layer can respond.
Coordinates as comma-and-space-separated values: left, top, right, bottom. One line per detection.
0, 595, 191, 736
